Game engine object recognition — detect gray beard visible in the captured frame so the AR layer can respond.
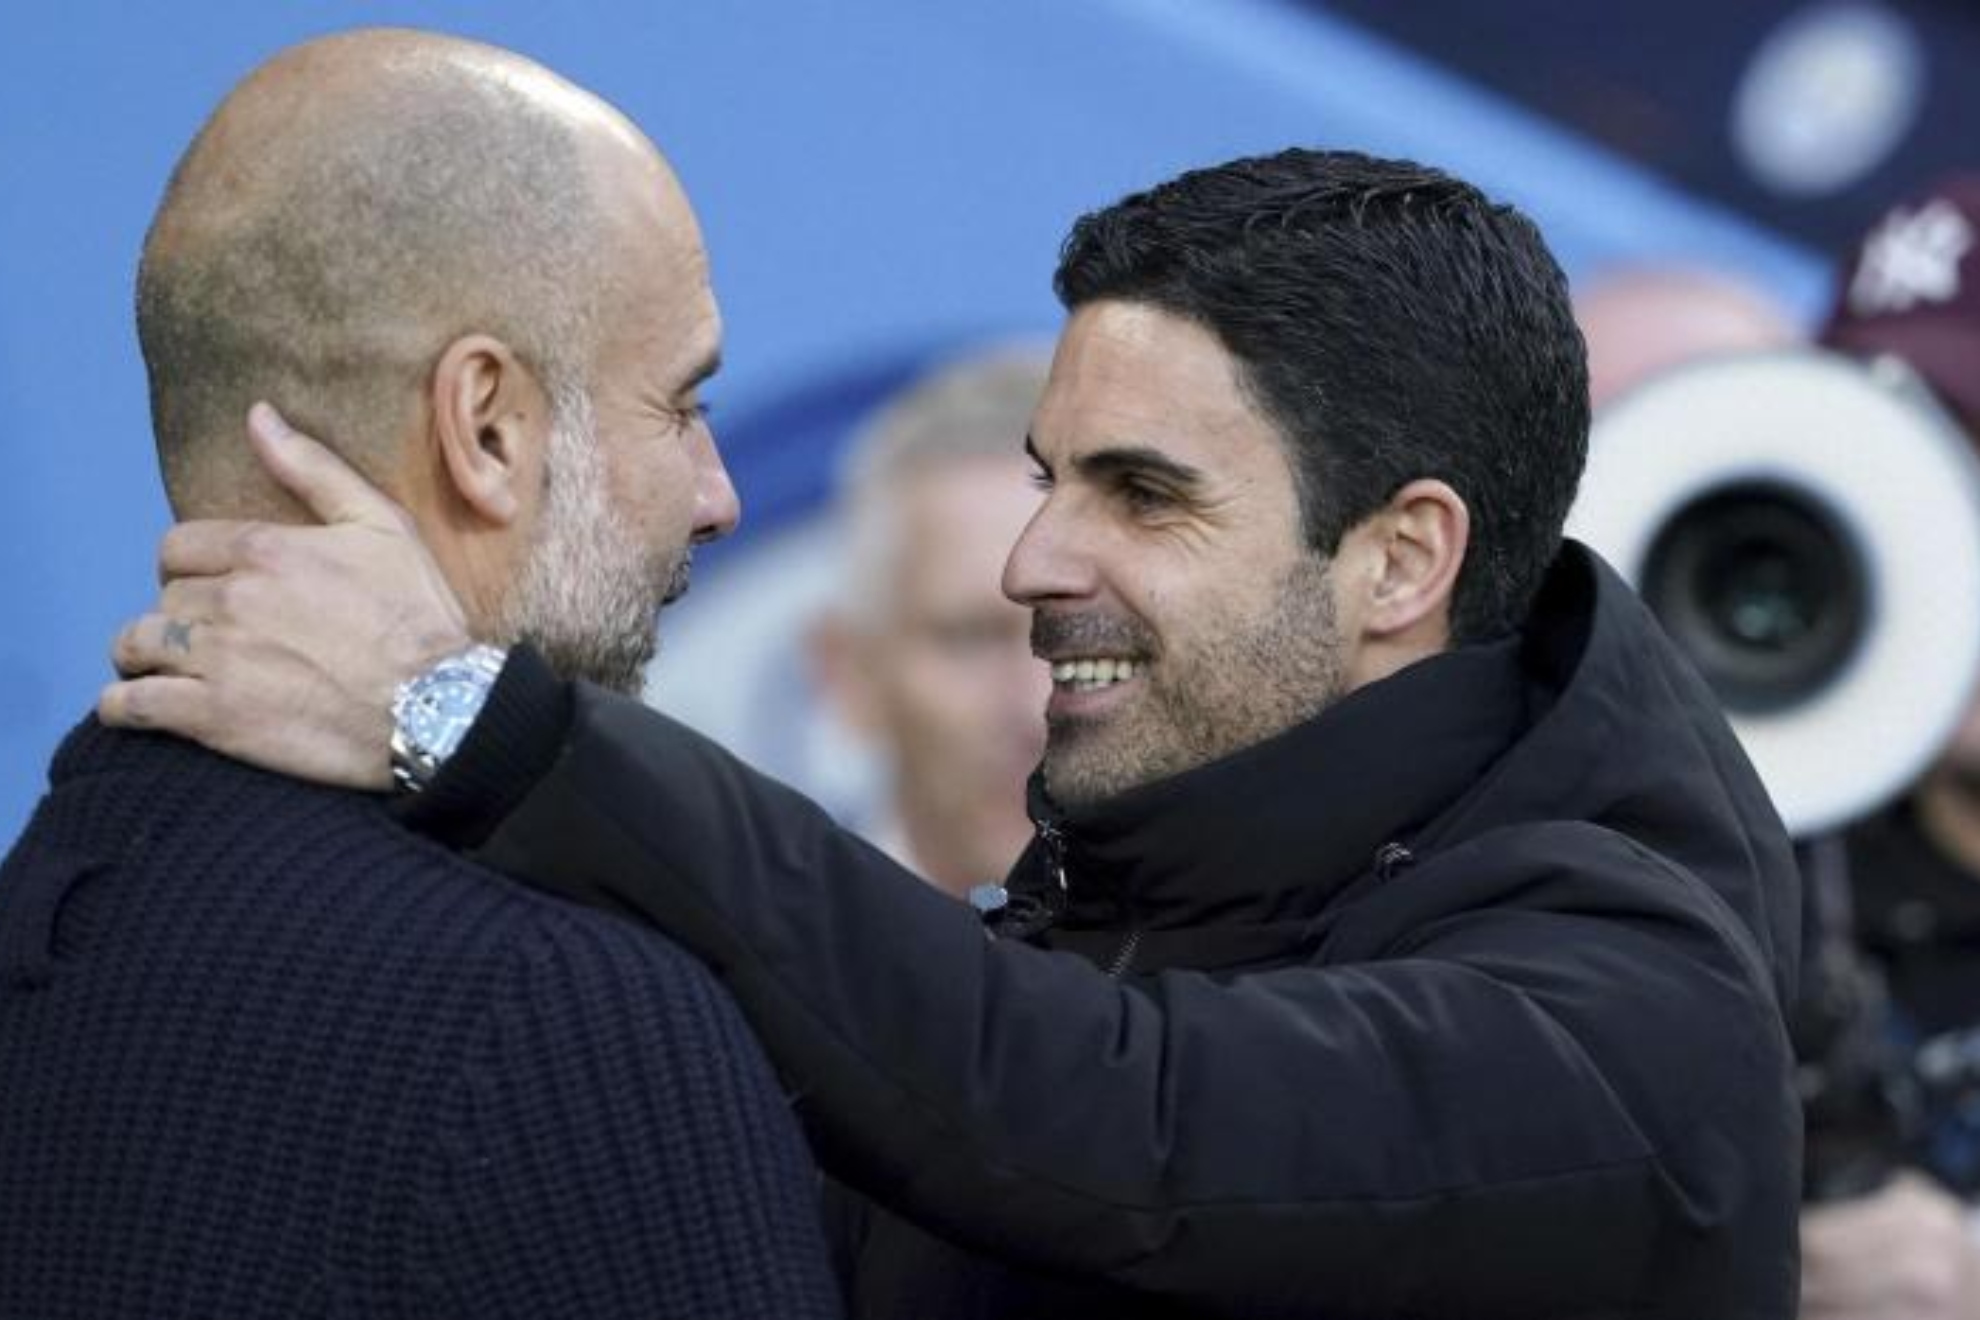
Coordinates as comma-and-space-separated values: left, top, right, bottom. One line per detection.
1040, 553, 1345, 807
497, 387, 686, 696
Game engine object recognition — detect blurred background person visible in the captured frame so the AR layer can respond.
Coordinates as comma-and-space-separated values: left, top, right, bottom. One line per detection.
806, 348, 1051, 900
1797, 173, 1980, 1320
1576, 263, 1801, 407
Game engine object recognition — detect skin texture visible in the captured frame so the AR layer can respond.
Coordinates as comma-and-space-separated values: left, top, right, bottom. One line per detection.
483, 142, 736, 693
390, 50, 738, 691
810, 455, 1048, 896
103, 304, 1470, 817
101, 30, 739, 774
1005, 300, 1469, 806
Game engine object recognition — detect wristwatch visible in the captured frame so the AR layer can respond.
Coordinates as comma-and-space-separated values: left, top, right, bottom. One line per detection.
388, 643, 509, 794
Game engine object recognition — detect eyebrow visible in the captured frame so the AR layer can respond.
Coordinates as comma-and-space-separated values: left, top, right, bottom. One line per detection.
1077, 445, 1206, 491
1027, 434, 1207, 491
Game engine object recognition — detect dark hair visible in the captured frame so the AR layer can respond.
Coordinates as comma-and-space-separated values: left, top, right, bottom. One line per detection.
1054, 148, 1589, 644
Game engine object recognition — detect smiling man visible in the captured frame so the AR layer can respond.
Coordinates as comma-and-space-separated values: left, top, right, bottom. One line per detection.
1014, 303, 1355, 806
103, 148, 1803, 1317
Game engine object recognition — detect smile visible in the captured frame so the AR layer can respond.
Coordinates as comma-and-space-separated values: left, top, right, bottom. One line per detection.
1049, 656, 1139, 691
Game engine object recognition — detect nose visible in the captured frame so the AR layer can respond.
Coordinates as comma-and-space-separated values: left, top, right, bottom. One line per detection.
689, 421, 742, 544
1001, 496, 1094, 608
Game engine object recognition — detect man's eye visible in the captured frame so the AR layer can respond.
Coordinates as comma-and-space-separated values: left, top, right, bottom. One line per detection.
1026, 467, 1054, 491
1119, 479, 1173, 513
662, 398, 711, 430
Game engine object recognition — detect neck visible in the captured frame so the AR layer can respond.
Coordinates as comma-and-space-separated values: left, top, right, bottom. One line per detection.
1342, 622, 1450, 696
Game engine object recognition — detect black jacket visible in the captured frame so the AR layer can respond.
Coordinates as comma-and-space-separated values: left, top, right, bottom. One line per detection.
412, 542, 1802, 1318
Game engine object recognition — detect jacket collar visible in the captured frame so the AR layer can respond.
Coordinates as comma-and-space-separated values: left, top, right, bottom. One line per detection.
1015, 628, 1531, 933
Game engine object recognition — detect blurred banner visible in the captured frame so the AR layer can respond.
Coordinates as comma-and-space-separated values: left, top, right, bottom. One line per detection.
0, 0, 1833, 838
1311, 0, 1978, 252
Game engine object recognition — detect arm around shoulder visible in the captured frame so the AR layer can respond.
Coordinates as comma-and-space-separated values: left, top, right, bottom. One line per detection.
447, 693, 1785, 1313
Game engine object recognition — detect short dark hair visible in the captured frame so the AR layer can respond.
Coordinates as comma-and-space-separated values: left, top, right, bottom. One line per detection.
1054, 147, 1589, 644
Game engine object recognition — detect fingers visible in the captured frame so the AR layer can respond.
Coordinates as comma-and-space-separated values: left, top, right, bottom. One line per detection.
247, 402, 411, 531
114, 574, 270, 677
158, 520, 262, 582
158, 573, 223, 623
155, 402, 425, 588
97, 673, 209, 734
112, 610, 212, 679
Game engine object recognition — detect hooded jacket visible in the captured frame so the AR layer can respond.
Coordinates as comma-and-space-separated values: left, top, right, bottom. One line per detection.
411, 541, 1803, 1319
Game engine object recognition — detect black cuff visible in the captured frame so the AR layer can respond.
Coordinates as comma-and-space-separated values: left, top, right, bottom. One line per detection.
394, 642, 573, 851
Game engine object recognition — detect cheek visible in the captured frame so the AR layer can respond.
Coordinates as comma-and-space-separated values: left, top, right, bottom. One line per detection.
1132, 577, 1224, 658
611, 454, 696, 545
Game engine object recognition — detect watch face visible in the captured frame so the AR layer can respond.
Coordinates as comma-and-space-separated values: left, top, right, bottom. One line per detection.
405, 668, 487, 759
391, 645, 505, 792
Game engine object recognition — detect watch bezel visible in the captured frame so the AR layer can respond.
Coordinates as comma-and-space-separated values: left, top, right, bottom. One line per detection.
388, 644, 507, 794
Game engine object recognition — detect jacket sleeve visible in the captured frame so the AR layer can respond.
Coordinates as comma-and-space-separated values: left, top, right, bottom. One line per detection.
432, 656, 1790, 1316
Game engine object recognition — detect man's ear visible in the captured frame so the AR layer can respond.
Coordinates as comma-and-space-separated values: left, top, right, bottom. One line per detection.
1358, 478, 1470, 639
427, 333, 553, 527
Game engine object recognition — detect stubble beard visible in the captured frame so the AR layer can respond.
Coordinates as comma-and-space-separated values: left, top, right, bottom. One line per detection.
498, 386, 688, 696
1040, 553, 1346, 807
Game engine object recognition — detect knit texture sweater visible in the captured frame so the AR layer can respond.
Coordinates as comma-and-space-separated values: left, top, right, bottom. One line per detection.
0, 720, 842, 1319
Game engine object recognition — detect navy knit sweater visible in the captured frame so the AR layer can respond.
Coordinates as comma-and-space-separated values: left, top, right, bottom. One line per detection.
0, 720, 842, 1319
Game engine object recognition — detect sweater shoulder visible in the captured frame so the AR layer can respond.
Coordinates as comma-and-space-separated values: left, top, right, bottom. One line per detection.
19, 723, 729, 1018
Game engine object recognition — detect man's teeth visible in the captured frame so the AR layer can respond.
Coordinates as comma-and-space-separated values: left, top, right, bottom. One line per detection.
1051, 657, 1139, 690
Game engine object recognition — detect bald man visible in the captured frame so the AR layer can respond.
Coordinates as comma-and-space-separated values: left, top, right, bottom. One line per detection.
0, 31, 839, 1319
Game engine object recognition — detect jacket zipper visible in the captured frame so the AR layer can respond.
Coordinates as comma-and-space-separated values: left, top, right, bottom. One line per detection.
980, 816, 1073, 941
1039, 819, 1144, 976
1106, 928, 1143, 978
1036, 818, 1071, 903
1016, 815, 1140, 977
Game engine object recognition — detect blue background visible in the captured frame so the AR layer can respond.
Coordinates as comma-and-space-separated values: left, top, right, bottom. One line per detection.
0, 0, 1825, 839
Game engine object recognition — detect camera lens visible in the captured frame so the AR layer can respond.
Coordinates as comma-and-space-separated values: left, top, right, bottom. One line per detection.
1640, 483, 1868, 714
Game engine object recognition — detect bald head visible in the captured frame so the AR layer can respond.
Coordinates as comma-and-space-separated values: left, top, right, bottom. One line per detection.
137, 29, 664, 517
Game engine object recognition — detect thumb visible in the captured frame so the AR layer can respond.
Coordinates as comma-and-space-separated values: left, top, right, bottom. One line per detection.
247, 401, 409, 530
